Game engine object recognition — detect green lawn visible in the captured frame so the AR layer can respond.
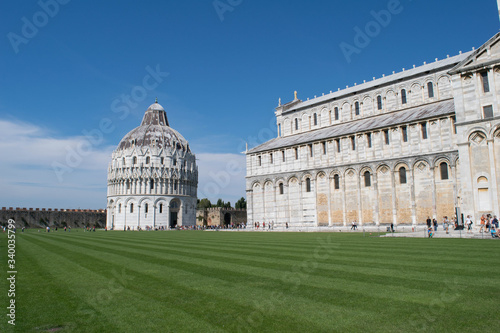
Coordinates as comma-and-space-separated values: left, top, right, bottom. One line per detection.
1, 230, 499, 332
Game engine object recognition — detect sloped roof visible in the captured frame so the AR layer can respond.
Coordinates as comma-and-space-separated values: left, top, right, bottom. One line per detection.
281, 52, 471, 113
450, 31, 500, 74
248, 100, 455, 154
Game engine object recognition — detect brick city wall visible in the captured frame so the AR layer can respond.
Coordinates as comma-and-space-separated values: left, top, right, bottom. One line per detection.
0, 207, 106, 229
196, 208, 247, 226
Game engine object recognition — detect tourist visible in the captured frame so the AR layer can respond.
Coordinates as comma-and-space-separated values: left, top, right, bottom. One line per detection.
466, 215, 473, 233
426, 216, 432, 228
490, 225, 497, 238
480, 214, 486, 233
432, 219, 438, 231
286, 222, 288, 229
492, 215, 499, 229
351, 221, 357, 230
443, 216, 449, 231
427, 227, 433, 238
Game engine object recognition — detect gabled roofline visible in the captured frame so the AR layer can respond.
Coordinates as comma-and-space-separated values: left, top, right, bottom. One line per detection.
449, 31, 500, 74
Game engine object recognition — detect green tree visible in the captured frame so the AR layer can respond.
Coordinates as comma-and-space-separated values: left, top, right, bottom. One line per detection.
197, 198, 212, 209
216, 198, 224, 207
235, 197, 246, 209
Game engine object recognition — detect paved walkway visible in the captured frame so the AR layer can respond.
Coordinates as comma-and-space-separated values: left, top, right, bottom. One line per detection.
238, 225, 499, 239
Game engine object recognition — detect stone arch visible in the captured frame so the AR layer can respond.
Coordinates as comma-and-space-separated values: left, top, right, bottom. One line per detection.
342, 102, 351, 120
376, 164, 392, 223
316, 171, 327, 179
286, 175, 299, 184
301, 113, 309, 130
300, 173, 313, 182
359, 166, 373, 176
263, 179, 274, 187
124, 197, 136, 206
385, 89, 397, 111
489, 123, 500, 137
437, 75, 452, 98
394, 161, 410, 171
169, 198, 182, 228
154, 197, 167, 205
275, 177, 285, 185
413, 158, 431, 171
329, 169, 341, 179
283, 118, 291, 135
468, 130, 488, 146
138, 197, 152, 206
362, 95, 373, 115
375, 162, 392, 173
433, 155, 451, 168
410, 82, 423, 105
320, 107, 329, 126
251, 180, 262, 189
316, 171, 329, 226
344, 168, 357, 178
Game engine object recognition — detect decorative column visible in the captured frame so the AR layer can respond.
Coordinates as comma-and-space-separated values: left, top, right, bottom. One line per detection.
430, 166, 437, 218
487, 139, 500, 214
409, 167, 416, 224
373, 170, 379, 226
342, 173, 347, 227
391, 168, 398, 225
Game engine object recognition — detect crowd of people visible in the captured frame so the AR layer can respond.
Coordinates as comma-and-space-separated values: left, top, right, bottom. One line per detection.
253, 221, 274, 230
423, 214, 500, 238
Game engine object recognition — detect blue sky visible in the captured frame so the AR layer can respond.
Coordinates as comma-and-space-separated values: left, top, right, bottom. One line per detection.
0, 0, 498, 209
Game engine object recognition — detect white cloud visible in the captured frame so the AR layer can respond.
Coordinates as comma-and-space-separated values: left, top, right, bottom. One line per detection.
0, 119, 247, 209
196, 153, 247, 205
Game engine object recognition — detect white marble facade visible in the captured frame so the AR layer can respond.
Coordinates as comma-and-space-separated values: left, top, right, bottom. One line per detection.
106, 101, 198, 230
246, 32, 500, 228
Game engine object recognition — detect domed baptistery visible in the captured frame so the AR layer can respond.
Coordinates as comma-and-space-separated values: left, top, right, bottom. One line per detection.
106, 100, 198, 230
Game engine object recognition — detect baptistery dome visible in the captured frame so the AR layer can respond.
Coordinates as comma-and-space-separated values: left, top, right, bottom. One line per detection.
106, 100, 198, 230
116, 101, 190, 152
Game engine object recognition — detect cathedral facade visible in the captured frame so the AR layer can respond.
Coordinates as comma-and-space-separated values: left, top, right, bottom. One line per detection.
246, 32, 500, 227
106, 101, 198, 230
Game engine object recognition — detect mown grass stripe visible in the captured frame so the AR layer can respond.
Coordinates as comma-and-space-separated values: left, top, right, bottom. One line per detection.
4, 230, 499, 332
